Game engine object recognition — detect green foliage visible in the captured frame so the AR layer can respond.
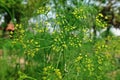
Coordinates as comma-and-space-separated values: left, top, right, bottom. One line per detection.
0, 0, 120, 80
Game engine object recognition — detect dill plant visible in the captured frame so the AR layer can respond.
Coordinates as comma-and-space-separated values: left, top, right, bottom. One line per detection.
0, 1, 119, 80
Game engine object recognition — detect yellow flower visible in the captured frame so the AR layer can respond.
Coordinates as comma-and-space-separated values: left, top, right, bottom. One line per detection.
56, 14, 59, 17
43, 67, 47, 72
85, 55, 88, 57
35, 48, 39, 51
75, 55, 83, 62
82, 29, 87, 32
23, 44, 26, 48
9, 35, 13, 38
62, 44, 67, 48
38, 30, 42, 33
87, 59, 92, 63
31, 52, 35, 57
16, 24, 19, 27
10, 31, 13, 34
54, 38, 57, 41
42, 77, 46, 80
80, 9, 83, 12
20, 30, 25, 33
27, 40, 29, 43
35, 42, 38, 44
54, 69, 62, 79
98, 59, 102, 64
30, 39, 33, 43
78, 43, 81, 47
12, 41, 16, 44
105, 16, 108, 19
83, 15, 87, 19
98, 13, 103, 17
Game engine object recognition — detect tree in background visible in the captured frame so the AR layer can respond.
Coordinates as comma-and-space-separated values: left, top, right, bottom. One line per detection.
89, 0, 120, 37
0, 0, 49, 37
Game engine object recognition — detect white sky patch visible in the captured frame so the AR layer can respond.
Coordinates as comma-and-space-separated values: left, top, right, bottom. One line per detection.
22, 0, 27, 4
0, 15, 4, 26
48, 26, 54, 33
110, 27, 120, 36
29, 18, 37, 24
47, 11, 56, 19
67, 0, 75, 7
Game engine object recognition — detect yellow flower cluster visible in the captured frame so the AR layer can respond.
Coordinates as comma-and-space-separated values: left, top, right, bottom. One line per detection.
72, 8, 87, 19
75, 53, 95, 77
68, 36, 82, 48
54, 69, 62, 79
12, 23, 41, 57
24, 39, 40, 57
96, 13, 108, 28
36, 6, 51, 14
42, 66, 62, 80
64, 26, 76, 32
85, 55, 94, 72
37, 7, 45, 14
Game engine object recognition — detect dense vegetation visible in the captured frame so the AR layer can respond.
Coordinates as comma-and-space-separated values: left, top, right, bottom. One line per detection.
0, 0, 120, 80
